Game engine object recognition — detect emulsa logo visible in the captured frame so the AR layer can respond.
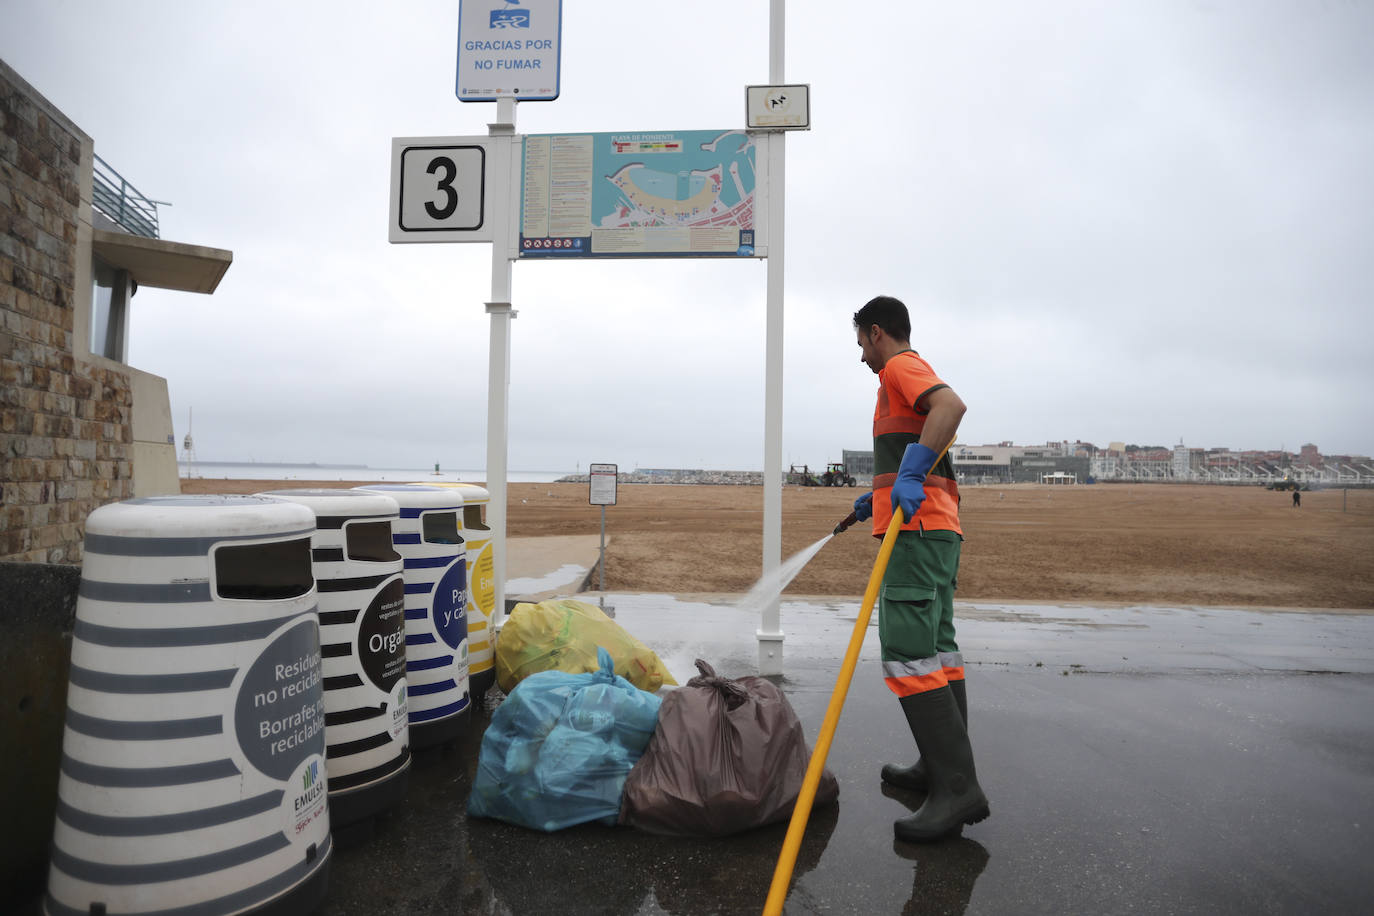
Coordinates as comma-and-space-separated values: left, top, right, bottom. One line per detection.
491, 1, 530, 29
300, 758, 320, 792
284, 753, 328, 837
292, 759, 324, 816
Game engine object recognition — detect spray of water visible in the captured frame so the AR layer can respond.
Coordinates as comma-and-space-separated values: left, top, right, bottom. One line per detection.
736, 534, 835, 614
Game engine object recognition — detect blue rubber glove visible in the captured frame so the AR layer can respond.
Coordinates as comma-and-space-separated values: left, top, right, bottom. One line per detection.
891, 442, 940, 519
853, 492, 873, 522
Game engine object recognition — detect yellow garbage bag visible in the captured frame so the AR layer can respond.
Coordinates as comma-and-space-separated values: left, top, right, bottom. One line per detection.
496, 599, 679, 694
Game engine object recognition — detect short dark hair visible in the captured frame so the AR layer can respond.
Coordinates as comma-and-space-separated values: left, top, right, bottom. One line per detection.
852, 295, 910, 342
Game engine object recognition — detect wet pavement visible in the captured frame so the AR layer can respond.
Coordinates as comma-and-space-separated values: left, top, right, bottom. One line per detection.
314, 597, 1374, 915
20, 597, 1374, 914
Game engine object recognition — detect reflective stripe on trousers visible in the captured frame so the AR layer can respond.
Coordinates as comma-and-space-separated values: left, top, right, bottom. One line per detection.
883, 652, 964, 696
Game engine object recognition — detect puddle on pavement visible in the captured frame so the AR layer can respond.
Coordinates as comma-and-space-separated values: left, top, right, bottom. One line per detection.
505, 563, 588, 594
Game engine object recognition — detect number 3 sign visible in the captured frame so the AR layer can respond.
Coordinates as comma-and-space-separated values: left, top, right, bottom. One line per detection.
389, 137, 493, 242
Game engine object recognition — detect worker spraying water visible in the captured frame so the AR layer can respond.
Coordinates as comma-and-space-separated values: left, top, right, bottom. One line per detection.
765, 294, 987, 916
848, 294, 989, 844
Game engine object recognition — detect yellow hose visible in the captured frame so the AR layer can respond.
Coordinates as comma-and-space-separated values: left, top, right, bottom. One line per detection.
761, 506, 905, 916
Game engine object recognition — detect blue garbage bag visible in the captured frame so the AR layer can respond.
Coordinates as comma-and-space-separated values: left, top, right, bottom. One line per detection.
467, 646, 662, 831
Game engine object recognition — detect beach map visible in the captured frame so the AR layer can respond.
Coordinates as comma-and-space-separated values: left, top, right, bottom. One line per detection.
519, 129, 760, 258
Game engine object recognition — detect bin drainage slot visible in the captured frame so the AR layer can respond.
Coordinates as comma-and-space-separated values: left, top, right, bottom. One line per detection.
214, 538, 313, 600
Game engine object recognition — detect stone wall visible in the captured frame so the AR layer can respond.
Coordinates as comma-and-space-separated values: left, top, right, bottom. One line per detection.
1, 61, 133, 565
0, 59, 134, 901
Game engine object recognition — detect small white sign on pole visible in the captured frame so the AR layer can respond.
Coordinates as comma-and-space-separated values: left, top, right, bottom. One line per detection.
456, 0, 562, 102
589, 463, 617, 606
746, 84, 811, 130
589, 463, 618, 506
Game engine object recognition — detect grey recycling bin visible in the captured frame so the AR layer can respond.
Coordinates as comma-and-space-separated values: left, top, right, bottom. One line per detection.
46, 495, 331, 916
354, 485, 470, 749
261, 488, 410, 829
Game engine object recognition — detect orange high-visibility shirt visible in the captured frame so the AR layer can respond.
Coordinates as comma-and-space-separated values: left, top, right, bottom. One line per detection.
871, 350, 961, 536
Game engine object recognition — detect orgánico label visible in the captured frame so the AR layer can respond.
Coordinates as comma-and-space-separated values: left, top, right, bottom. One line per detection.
358, 575, 407, 691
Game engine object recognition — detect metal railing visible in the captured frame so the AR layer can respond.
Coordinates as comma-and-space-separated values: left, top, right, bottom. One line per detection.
92, 153, 160, 238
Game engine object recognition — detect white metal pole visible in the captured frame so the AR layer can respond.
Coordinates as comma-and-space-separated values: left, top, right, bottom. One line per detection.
487, 96, 517, 631
758, 0, 786, 675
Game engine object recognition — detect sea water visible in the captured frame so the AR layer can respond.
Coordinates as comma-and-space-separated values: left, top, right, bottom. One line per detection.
179, 463, 569, 483
736, 534, 834, 614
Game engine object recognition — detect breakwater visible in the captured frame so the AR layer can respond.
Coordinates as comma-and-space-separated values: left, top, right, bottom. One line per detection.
557, 469, 764, 486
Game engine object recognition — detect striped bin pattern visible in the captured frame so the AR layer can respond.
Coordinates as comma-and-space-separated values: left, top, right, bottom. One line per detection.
261, 489, 410, 828
354, 486, 470, 748
407, 482, 495, 701
45, 496, 331, 916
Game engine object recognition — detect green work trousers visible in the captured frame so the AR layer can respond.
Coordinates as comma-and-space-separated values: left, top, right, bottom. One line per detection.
878, 529, 962, 668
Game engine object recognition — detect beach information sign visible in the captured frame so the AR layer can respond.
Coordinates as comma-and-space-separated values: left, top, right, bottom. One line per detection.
589, 464, 617, 506
518, 129, 764, 258
456, 0, 562, 101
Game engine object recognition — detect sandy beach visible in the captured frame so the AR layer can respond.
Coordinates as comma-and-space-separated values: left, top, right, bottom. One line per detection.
178, 479, 1374, 610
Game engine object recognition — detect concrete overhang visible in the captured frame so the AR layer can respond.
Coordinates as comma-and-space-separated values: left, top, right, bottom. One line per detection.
91, 228, 233, 294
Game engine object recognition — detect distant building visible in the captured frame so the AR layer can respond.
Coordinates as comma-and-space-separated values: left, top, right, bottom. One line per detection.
1173, 444, 1192, 479
1091, 453, 1119, 478
951, 444, 1020, 483
1011, 454, 1090, 483
841, 448, 873, 479
822, 443, 1374, 488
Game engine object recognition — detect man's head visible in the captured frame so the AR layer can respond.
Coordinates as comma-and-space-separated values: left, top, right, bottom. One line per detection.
853, 295, 911, 374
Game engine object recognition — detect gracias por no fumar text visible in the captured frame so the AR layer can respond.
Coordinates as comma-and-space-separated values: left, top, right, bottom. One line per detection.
464, 38, 554, 51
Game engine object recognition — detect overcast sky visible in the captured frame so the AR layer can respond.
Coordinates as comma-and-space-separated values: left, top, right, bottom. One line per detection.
5, 0, 1372, 471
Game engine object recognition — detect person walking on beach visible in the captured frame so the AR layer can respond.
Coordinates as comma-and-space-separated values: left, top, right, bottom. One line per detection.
1293, 490, 1301, 508
850, 295, 990, 843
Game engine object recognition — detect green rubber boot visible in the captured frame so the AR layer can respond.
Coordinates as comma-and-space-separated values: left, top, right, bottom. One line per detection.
881, 678, 968, 792
893, 685, 989, 843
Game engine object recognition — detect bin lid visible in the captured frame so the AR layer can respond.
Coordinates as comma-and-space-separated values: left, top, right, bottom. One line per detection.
86, 494, 315, 539
450, 483, 490, 501
259, 488, 400, 518
353, 484, 463, 511
404, 481, 491, 503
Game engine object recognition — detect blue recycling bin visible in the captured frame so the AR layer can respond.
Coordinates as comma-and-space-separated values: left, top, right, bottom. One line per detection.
354, 485, 470, 749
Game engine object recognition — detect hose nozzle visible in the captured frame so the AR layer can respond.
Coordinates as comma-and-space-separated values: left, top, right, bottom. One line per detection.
832, 510, 859, 536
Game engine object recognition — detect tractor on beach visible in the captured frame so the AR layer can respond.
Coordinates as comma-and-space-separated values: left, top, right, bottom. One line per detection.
821, 463, 856, 487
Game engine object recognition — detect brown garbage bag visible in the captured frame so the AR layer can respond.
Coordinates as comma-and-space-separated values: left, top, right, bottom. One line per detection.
495, 598, 678, 694
619, 659, 839, 836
